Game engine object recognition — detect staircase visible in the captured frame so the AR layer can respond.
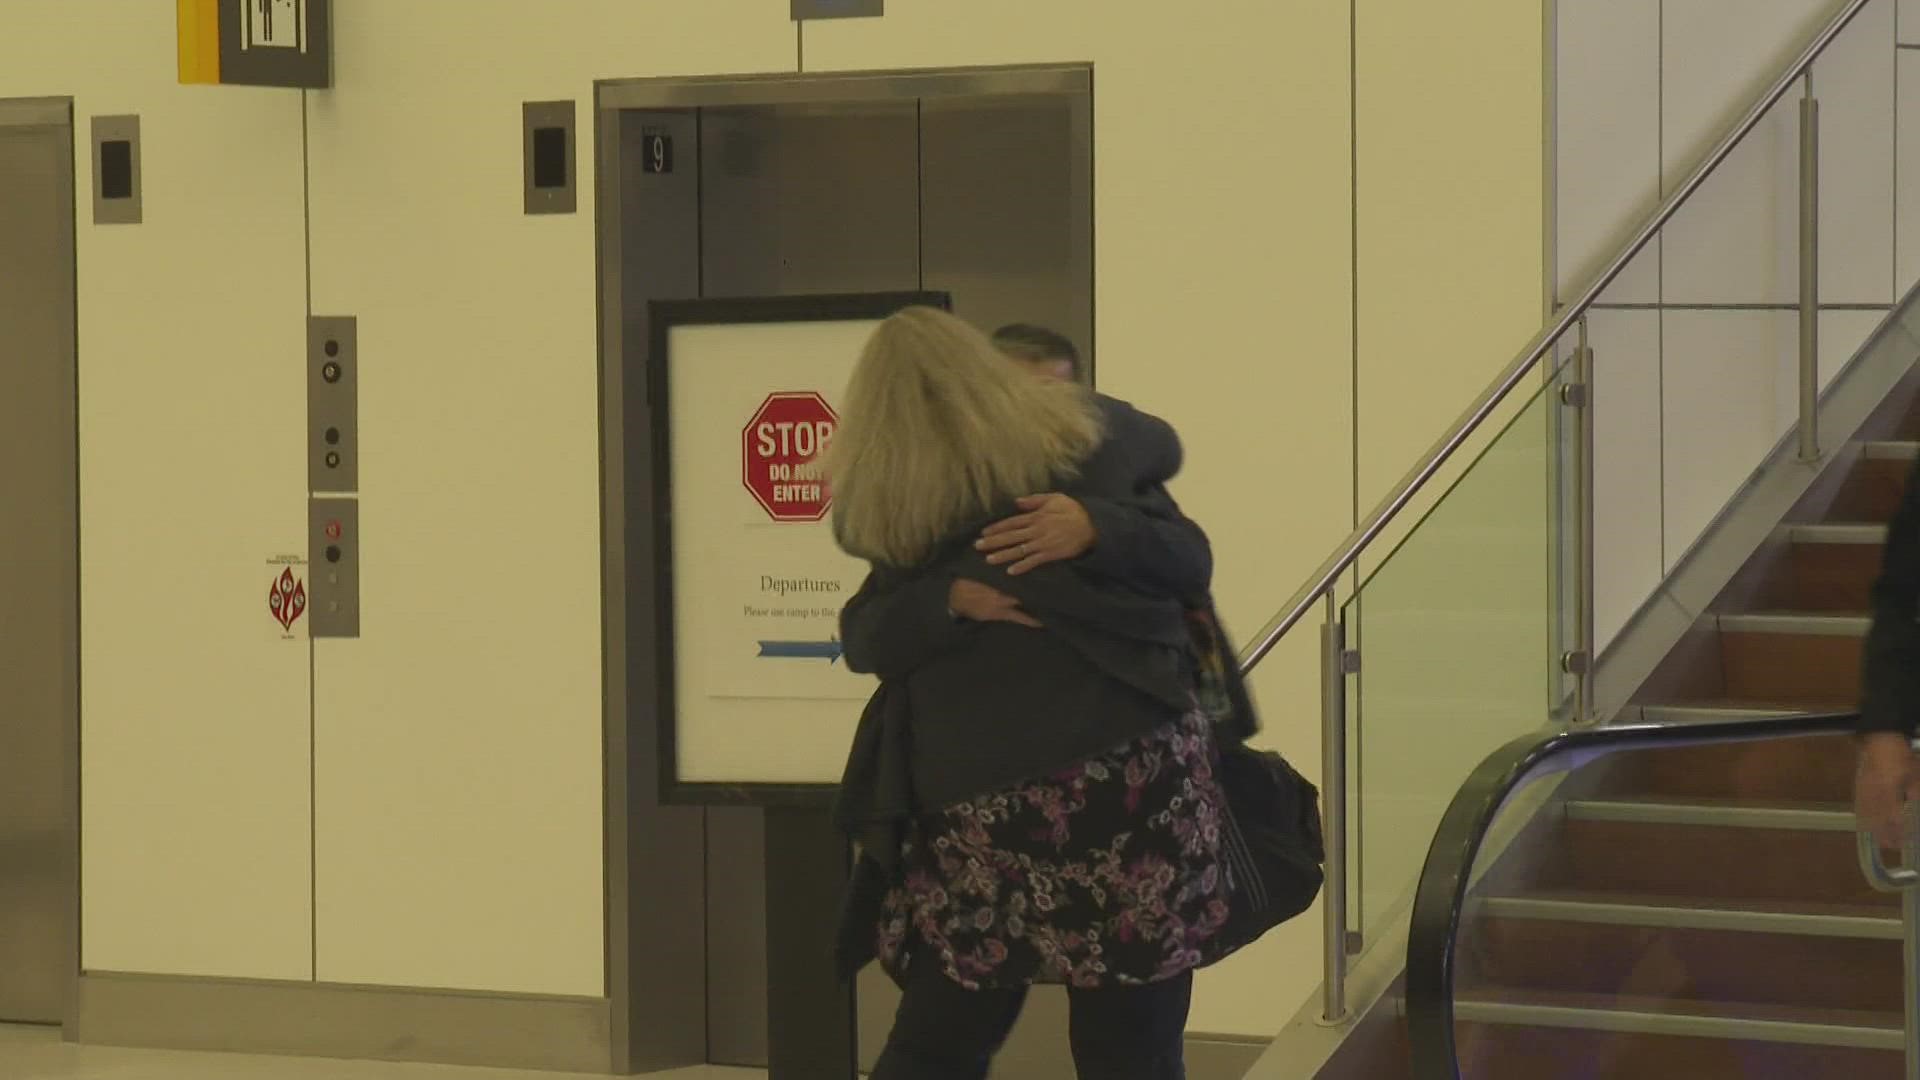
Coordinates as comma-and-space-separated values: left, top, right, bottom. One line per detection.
1237, 4, 1917, 1073
1433, 389, 1920, 1077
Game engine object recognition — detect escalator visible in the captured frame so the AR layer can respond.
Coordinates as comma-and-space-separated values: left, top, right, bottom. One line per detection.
1403, 713, 1908, 1078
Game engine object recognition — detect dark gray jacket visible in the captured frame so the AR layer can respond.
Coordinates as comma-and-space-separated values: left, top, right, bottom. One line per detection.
1863, 456, 1920, 735
836, 396, 1225, 802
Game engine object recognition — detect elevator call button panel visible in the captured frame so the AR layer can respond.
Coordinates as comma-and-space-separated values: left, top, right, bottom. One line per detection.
309, 496, 359, 638
308, 315, 357, 493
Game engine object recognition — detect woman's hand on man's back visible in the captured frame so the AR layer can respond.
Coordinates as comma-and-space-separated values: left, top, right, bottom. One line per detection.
949, 579, 1043, 628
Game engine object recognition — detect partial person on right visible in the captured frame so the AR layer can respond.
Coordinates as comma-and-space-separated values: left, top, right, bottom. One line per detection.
1855, 453, 1920, 849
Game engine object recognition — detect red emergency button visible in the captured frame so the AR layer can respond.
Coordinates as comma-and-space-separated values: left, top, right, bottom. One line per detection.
324, 521, 342, 540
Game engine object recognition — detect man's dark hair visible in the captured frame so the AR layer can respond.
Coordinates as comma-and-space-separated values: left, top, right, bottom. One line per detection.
992, 323, 1082, 379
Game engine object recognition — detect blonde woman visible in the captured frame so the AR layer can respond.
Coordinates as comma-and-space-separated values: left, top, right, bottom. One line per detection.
828, 308, 1259, 1080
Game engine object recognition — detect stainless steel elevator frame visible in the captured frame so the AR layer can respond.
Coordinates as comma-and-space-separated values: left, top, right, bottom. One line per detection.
593, 63, 1094, 1074
0, 95, 80, 1032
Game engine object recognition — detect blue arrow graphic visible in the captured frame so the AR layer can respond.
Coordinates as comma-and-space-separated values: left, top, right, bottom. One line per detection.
757, 639, 845, 664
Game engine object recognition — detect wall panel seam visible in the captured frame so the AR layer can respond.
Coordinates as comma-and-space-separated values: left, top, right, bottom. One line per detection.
302, 88, 317, 985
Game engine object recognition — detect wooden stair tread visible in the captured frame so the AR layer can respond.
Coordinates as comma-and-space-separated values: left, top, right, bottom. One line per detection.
1571, 795, 1850, 812
1550, 816, 1892, 907
1491, 889, 1893, 922
1718, 612, 1869, 633
1587, 737, 1855, 804
1453, 987, 1902, 1035
1453, 1019, 1902, 1078
1461, 893, 1904, 1012
1825, 454, 1911, 521
1640, 701, 1843, 716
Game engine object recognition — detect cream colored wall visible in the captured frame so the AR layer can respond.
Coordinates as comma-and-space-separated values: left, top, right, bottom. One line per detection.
300, 0, 796, 998
5, 0, 1545, 1041
0, 1, 314, 981
1355, 0, 1546, 511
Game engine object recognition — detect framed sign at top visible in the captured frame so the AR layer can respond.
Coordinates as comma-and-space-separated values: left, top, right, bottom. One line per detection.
650, 291, 949, 807
179, 0, 332, 89
792, 0, 883, 19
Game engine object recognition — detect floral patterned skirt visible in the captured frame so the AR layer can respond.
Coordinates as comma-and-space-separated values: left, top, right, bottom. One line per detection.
875, 709, 1237, 991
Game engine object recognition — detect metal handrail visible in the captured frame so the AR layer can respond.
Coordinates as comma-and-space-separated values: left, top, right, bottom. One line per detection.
1235, 0, 1873, 676
1859, 829, 1920, 892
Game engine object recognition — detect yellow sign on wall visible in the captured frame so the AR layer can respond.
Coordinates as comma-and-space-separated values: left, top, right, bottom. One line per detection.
177, 0, 331, 88
177, 0, 222, 84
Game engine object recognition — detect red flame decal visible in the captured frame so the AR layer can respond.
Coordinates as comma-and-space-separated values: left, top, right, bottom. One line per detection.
269, 567, 306, 632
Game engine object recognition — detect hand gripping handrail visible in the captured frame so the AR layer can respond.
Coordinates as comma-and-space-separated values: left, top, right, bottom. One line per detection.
1859, 829, 1920, 893
1857, 780, 1920, 1080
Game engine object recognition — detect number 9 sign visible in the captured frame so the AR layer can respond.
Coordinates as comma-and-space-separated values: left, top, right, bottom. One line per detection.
642, 132, 673, 175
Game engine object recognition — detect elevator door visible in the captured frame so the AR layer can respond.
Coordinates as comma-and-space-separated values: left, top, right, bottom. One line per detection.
614, 77, 1093, 1075
0, 103, 78, 1024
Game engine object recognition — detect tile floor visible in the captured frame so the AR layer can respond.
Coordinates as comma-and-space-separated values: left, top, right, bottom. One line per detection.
0, 1025, 763, 1080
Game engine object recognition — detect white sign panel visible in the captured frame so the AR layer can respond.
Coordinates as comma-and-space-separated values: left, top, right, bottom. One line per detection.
243, 0, 305, 51
668, 318, 884, 786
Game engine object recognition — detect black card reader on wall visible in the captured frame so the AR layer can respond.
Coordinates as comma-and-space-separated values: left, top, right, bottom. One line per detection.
90, 116, 141, 225
523, 100, 576, 215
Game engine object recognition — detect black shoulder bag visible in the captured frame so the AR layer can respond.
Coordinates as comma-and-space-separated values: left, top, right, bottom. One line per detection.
1188, 608, 1327, 952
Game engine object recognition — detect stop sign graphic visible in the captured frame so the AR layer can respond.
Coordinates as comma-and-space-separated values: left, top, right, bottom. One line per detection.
743, 392, 838, 522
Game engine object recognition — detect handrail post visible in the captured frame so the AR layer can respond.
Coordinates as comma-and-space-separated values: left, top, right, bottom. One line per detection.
1906, 794, 1920, 1079
1799, 76, 1821, 463
1559, 318, 1596, 724
1319, 596, 1352, 1025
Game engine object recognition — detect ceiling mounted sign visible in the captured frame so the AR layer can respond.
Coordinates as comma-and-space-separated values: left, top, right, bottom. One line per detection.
792, 0, 883, 20
178, 0, 332, 89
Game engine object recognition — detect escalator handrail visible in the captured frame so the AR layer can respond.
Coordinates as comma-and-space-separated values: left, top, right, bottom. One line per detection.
1402, 710, 1864, 1079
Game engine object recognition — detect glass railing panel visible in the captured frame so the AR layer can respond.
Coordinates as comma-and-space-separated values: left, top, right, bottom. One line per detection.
1344, 366, 1566, 954
1435, 722, 1896, 1079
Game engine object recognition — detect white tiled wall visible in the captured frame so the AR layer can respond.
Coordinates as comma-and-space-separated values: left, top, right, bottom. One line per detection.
1555, 0, 1659, 302
1658, 103, 1799, 306
1559, 0, 1903, 649
1824, 309, 1892, 389
1812, 0, 1897, 305
1658, 311, 1798, 567
1898, 51, 1920, 286
1658, 1, 1844, 188
1586, 309, 1662, 646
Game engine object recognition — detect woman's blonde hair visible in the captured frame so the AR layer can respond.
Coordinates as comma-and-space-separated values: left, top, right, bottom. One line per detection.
824, 307, 1104, 566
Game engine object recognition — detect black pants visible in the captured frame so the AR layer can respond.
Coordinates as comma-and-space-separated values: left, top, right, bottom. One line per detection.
870, 958, 1192, 1080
